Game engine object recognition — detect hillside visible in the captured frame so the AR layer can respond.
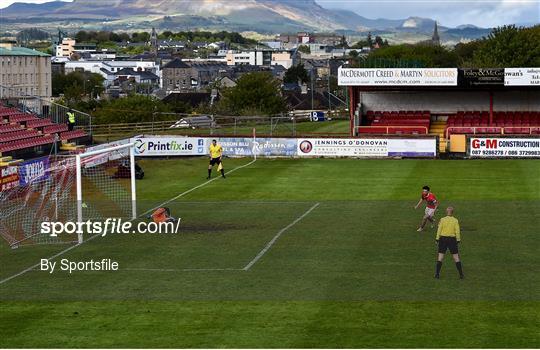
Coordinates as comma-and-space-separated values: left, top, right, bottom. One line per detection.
0, 0, 492, 43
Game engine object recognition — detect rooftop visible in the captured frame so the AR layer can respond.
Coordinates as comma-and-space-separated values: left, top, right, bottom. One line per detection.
162, 58, 190, 69
0, 45, 50, 57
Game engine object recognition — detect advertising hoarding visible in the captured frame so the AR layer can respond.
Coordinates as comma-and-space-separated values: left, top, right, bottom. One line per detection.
338, 68, 458, 86
469, 137, 540, 158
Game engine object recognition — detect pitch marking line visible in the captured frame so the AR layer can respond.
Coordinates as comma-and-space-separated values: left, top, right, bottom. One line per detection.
140, 159, 257, 217
242, 202, 320, 271
124, 202, 320, 273
0, 159, 257, 286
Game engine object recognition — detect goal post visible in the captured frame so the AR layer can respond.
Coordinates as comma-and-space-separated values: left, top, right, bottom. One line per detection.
75, 142, 136, 244
0, 142, 136, 248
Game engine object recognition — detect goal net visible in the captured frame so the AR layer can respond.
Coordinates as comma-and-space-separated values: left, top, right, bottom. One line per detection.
0, 143, 136, 248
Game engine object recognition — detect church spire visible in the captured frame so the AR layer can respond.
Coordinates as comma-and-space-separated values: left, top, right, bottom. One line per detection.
432, 21, 440, 45
151, 27, 158, 55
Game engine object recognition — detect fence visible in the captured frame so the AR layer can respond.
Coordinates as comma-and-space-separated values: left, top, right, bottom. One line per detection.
445, 126, 540, 139
0, 84, 93, 134
83, 110, 349, 141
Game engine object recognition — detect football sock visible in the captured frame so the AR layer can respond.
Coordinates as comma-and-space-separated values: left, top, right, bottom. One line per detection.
207, 169, 211, 177
455, 261, 463, 275
436, 261, 442, 275
220, 169, 225, 177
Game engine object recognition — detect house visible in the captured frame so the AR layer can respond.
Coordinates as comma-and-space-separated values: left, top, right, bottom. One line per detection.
162, 58, 192, 92
271, 51, 294, 69
206, 41, 226, 50
115, 68, 160, 86
162, 58, 227, 93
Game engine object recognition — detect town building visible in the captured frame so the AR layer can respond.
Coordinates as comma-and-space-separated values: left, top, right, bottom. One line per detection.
225, 50, 294, 68
0, 43, 51, 99
55, 37, 76, 57
162, 58, 228, 93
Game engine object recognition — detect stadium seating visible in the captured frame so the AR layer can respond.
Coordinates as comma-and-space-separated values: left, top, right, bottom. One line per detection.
362, 110, 431, 135
26, 118, 54, 129
60, 130, 87, 141
43, 124, 68, 134
0, 102, 89, 156
446, 111, 540, 136
0, 124, 23, 134
0, 135, 56, 153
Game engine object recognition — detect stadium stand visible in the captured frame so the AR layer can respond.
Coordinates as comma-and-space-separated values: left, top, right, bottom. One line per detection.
359, 110, 540, 137
0, 102, 88, 157
446, 111, 540, 137
359, 110, 430, 134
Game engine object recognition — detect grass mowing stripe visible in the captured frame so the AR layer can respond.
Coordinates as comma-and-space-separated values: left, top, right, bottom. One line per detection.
139, 158, 256, 217
243, 202, 320, 271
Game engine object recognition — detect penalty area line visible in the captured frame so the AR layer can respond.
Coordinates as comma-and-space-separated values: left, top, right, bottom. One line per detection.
123, 201, 319, 274
139, 158, 257, 217
0, 158, 257, 287
242, 202, 320, 271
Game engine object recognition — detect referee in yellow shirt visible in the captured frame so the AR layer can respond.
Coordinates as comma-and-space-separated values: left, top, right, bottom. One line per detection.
207, 139, 225, 179
435, 206, 464, 279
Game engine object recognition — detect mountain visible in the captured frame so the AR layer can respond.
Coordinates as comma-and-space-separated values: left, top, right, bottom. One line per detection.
1, 0, 492, 43
0, 0, 67, 17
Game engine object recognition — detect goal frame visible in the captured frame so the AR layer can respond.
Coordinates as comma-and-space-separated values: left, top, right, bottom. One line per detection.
75, 142, 137, 244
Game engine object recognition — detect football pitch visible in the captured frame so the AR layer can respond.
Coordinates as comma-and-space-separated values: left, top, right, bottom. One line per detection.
1, 157, 539, 348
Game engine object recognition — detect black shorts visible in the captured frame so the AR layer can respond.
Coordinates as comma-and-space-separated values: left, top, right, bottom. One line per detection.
209, 157, 221, 166
438, 236, 459, 254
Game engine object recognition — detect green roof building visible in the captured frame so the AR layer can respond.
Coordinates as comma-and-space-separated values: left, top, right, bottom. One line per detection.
0, 43, 52, 99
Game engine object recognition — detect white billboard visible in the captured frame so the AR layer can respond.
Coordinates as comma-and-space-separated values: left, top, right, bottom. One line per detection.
470, 138, 540, 158
296, 138, 436, 157
338, 68, 458, 86
504, 68, 540, 86
132, 136, 208, 157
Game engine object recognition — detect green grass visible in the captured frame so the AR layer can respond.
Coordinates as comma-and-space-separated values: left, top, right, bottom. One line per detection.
1, 158, 539, 347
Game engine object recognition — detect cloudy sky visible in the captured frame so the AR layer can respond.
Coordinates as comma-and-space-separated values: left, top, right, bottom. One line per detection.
0, 0, 538, 28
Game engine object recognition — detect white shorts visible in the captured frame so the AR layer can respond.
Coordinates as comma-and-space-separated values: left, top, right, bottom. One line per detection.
425, 207, 436, 217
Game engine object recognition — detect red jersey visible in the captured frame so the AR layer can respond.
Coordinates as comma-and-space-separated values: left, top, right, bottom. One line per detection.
421, 192, 438, 209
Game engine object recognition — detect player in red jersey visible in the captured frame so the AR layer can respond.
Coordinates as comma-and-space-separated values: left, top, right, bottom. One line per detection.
414, 185, 439, 232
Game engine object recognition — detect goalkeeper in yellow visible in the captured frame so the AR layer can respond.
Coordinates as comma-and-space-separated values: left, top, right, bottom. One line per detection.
207, 139, 225, 179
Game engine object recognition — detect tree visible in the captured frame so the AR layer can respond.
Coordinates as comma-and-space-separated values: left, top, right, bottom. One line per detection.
297, 45, 311, 54
283, 63, 310, 84
351, 40, 369, 49
131, 32, 150, 43
471, 25, 540, 67
374, 36, 388, 48
218, 72, 286, 116
335, 35, 348, 49
367, 44, 459, 67
52, 72, 104, 101
93, 95, 171, 124
454, 40, 483, 67
367, 32, 373, 48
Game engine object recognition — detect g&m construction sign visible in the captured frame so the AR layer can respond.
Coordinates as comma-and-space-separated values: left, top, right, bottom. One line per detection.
470, 138, 540, 158
338, 68, 458, 86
